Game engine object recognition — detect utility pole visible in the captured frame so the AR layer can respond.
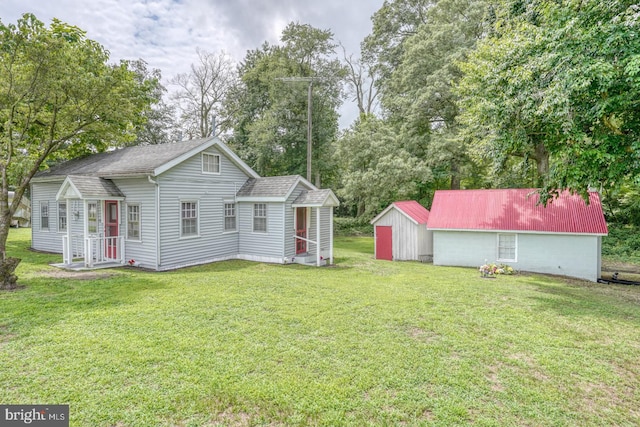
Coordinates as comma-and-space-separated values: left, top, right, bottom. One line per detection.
276, 77, 315, 182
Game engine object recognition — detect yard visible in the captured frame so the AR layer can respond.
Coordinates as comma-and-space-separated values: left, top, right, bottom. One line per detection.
1, 228, 639, 426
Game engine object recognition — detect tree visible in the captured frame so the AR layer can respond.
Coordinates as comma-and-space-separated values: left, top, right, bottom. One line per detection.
369, 0, 489, 190
335, 116, 432, 217
0, 14, 154, 289
171, 49, 237, 139
341, 45, 380, 116
127, 59, 178, 145
224, 23, 345, 187
457, 0, 640, 201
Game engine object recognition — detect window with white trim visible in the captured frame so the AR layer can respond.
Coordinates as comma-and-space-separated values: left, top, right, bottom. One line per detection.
497, 233, 517, 261
224, 203, 236, 232
58, 202, 67, 232
253, 203, 267, 232
40, 202, 49, 230
202, 153, 220, 174
87, 202, 98, 234
127, 204, 141, 240
181, 201, 198, 237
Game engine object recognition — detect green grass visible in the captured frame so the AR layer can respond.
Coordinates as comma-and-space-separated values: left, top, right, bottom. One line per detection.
1, 228, 640, 426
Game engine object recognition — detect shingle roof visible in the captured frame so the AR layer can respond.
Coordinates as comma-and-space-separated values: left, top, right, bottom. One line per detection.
427, 189, 608, 235
293, 189, 339, 207
35, 138, 212, 178
393, 201, 430, 224
67, 176, 124, 198
236, 175, 301, 198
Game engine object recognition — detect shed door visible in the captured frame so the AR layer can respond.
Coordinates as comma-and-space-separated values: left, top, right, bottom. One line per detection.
375, 226, 393, 261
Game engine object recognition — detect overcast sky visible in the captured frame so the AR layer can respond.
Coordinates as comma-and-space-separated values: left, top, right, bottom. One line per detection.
2, 0, 384, 128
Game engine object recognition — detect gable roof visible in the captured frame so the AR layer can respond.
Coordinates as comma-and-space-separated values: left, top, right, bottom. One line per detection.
292, 189, 340, 207
427, 189, 608, 235
235, 175, 315, 201
56, 176, 124, 200
33, 137, 259, 181
371, 200, 430, 225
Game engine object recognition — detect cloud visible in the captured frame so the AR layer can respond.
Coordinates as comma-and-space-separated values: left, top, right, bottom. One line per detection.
2, 0, 383, 127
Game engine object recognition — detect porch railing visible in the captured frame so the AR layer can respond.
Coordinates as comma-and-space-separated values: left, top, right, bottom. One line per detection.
62, 234, 124, 268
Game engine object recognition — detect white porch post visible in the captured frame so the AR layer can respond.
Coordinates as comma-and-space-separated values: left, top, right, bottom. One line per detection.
83, 200, 89, 267
316, 206, 321, 266
65, 200, 72, 264
329, 206, 334, 265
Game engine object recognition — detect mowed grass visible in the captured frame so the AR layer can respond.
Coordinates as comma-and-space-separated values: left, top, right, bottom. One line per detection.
1, 229, 640, 426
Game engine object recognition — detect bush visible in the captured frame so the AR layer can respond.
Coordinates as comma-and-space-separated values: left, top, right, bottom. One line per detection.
334, 217, 373, 236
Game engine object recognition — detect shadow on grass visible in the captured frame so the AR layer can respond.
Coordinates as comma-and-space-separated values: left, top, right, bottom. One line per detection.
526, 277, 640, 321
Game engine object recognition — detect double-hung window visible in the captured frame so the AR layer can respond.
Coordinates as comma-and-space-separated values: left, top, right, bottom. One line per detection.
202, 153, 220, 174
253, 203, 267, 233
58, 202, 67, 232
497, 233, 517, 262
224, 203, 236, 232
87, 202, 98, 234
40, 202, 49, 231
127, 204, 141, 240
181, 201, 198, 237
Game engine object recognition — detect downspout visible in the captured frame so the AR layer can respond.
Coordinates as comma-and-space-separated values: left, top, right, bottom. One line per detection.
148, 175, 160, 270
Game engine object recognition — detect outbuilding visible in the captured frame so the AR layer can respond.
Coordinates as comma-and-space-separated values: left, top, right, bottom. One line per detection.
427, 189, 608, 282
370, 200, 432, 261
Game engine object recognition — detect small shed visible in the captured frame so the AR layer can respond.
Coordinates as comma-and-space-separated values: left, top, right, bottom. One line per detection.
427, 189, 608, 282
370, 200, 432, 261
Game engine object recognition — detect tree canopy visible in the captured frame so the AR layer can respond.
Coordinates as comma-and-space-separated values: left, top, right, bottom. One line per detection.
0, 13, 155, 288
457, 0, 640, 201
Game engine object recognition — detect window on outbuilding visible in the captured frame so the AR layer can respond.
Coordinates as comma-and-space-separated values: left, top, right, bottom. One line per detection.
253, 203, 267, 233
181, 201, 198, 237
202, 153, 220, 174
497, 233, 517, 262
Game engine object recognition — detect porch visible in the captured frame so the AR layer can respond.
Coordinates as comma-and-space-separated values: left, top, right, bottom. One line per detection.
62, 234, 125, 268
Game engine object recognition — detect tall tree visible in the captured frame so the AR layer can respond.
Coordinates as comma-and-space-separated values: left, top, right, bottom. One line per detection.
128, 59, 178, 145
0, 14, 154, 289
224, 23, 345, 186
382, 0, 489, 190
335, 115, 432, 217
342, 45, 380, 116
171, 49, 236, 139
457, 0, 640, 200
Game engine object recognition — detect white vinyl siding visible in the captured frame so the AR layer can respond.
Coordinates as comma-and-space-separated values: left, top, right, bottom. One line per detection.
127, 204, 141, 241
158, 144, 249, 270
58, 202, 67, 232
181, 201, 199, 237
224, 203, 236, 232
40, 202, 49, 231
202, 153, 220, 174
371, 206, 433, 261
497, 233, 517, 262
253, 203, 267, 232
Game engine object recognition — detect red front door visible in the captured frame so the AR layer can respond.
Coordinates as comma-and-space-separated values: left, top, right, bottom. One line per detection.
375, 226, 393, 260
296, 207, 307, 254
105, 201, 118, 259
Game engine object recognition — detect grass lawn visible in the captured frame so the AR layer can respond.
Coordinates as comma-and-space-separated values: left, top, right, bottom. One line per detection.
1, 228, 640, 426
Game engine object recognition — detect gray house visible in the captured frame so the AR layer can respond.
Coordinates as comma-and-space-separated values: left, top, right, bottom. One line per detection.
31, 137, 339, 270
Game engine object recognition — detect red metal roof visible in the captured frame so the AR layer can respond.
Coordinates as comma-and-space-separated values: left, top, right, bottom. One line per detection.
427, 189, 608, 235
393, 200, 430, 224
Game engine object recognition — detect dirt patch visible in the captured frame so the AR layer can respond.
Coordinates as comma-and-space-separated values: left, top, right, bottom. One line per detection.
39, 270, 117, 280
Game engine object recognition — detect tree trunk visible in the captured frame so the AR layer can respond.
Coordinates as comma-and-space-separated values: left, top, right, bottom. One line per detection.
0, 257, 20, 290
0, 188, 20, 290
